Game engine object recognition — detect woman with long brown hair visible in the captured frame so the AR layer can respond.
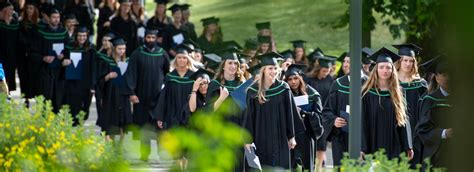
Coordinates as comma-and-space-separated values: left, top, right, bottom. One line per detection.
256, 35, 272, 55
290, 40, 308, 65
197, 16, 222, 53
146, 0, 172, 29
244, 52, 303, 170
18, 1, 40, 102
110, 0, 138, 56
361, 47, 413, 160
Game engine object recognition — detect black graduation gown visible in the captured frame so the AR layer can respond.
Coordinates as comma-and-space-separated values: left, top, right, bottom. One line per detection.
291, 85, 324, 170
321, 75, 367, 165
182, 22, 197, 42
61, 44, 96, 125
146, 16, 172, 30
96, 6, 115, 47
361, 88, 411, 159
65, 4, 94, 35
196, 35, 222, 54
0, 19, 20, 91
100, 56, 132, 135
162, 24, 190, 52
400, 79, 427, 134
414, 88, 451, 167
18, 21, 41, 98
206, 79, 245, 125
94, 50, 111, 127
110, 15, 138, 56
244, 80, 301, 169
307, 75, 334, 105
125, 45, 170, 128
307, 75, 333, 150
155, 70, 195, 129
181, 92, 206, 126
37, 25, 68, 112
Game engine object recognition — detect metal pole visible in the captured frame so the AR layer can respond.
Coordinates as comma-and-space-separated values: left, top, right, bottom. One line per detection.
349, 0, 362, 159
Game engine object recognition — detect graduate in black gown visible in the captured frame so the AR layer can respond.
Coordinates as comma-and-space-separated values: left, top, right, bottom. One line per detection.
110, 0, 138, 57
96, 0, 117, 48
18, 1, 41, 101
146, 0, 172, 31
162, 4, 192, 56
95, 32, 115, 130
100, 36, 132, 141
37, 7, 68, 113
392, 43, 427, 166
415, 56, 451, 168
0, 2, 20, 91
290, 40, 309, 65
206, 49, 246, 125
196, 16, 222, 54
181, 4, 197, 42
60, 26, 96, 125
322, 51, 368, 167
125, 28, 170, 161
181, 68, 212, 125
64, 0, 95, 38
284, 64, 324, 171
361, 47, 413, 160
243, 52, 302, 170
256, 35, 272, 55
155, 46, 197, 129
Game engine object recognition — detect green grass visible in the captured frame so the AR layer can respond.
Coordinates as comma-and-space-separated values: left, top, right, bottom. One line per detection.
145, 0, 405, 56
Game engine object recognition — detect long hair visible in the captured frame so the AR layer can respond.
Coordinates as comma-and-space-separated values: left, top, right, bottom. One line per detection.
256, 42, 273, 55
256, 65, 281, 104
362, 63, 408, 127
99, 0, 119, 9
395, 56, 421, 82
113, 45, 127, 62
214, 59, 246, 84
113, 2, 132, 20
308, 64, 325, 79
201, 25, 223, 44
131, 2, 145, 23
285, 75, 307, 95
294, 48, 308, 65
170, 54, 198, 72
20, 4, 39, 26
73, 31, 92, 51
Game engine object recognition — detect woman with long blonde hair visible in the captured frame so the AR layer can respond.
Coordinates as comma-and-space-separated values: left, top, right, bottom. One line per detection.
156, 46, 197, 130
244, 52, 304, 170
361, 47, 413, 160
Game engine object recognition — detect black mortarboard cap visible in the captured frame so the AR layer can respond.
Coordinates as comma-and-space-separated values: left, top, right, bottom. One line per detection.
244, 38, 259, 50
25, 0, 40, 8
361, 47, 375, 64
255, 52, 282, 66
63, 13, 77, 21
204, 53, 222, 70
104, 32, 116, 39
279, 49, 294, 59
420, 54, 447, 74
285, 64, 308, 77
392, 43, 422, 57
190, 68, 214, 81
168, 4, 181, 13
39, 2, 51, 14
181, 4, 191, 11
318, 55, 337, 68
255, 22, 270, 30
174, 44, 192, 55
290, 40, 306, 49
257, 35, 271, 44
200, 16, 219, 26
239, 57, 249, 65
76, 25, 89, 33
307, 47, 325, 63
183, 39, 199, 52
337, 52, 348, 62
217, 48, 240, 61
248, 64, 262, 75
154, 0, 169, 4
119, 0, 132, 3
368, 47, 401, 64
0, 2, 12, 10
220, 40, 243, 50
144, 27, 159, 36
111, 37, 127, 46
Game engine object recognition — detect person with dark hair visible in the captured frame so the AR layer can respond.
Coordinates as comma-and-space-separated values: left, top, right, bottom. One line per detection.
60, 26, 96, 126
95, 31, 115, 130
146, 0, 171, 30
162, 4, 192, 55
110, 0, 138, 56
37, 6, 67, 113
0, 2, 20, 93
125, 28, 170, 161
415, 55, 451, 168
284, 64, 324, 171
64, 0, 95, 40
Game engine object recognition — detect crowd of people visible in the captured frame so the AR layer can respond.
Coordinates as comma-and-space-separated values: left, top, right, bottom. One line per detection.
0, 0, 451, 171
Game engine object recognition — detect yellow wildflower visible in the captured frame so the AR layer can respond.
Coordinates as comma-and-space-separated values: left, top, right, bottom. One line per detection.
37, 146, 45, 154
